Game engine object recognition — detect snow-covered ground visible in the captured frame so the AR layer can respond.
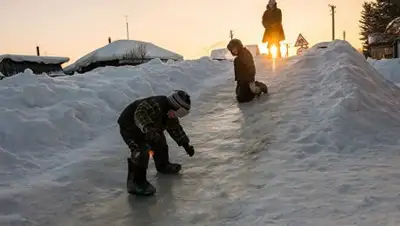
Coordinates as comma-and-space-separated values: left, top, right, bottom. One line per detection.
2, 40, 400, 225
367, 57, 400, 87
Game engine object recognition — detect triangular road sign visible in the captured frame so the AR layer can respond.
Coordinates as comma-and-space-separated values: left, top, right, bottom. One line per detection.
295, 33, 308, 47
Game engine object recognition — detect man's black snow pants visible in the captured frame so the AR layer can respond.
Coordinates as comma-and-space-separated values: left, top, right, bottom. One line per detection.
119, 126, 171, 172
236, 82, 256, 103
236, 81, 268, 103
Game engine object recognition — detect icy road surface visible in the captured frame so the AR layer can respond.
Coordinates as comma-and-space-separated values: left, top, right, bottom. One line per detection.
3, 41, 400, 225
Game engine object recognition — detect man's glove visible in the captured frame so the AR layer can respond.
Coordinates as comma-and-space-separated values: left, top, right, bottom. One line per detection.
183, 143, 195, 157
144, 127, 161, 143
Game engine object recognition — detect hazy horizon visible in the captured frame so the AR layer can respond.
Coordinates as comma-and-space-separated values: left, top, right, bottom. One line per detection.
1, 0, 366, 65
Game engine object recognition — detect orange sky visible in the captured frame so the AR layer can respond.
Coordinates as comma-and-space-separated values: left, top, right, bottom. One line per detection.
0, 0, 366, 65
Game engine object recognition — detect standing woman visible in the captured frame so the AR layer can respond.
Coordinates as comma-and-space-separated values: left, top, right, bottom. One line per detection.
262, 0, 286, 58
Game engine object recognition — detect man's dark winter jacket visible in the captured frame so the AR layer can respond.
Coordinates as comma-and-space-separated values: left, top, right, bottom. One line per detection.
117, 96, 189, 146
234, 47, 256, 84
233, 47, 258, 103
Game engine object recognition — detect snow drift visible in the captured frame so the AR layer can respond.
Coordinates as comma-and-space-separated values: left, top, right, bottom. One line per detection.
0, 58, 231, 186
262, 40, 400, 180
282, 40, 400, 137
368, 57, 400, 87
225, 40, 400, 225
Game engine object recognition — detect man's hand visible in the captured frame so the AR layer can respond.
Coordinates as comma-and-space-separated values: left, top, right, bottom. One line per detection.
183, 143, 195, 157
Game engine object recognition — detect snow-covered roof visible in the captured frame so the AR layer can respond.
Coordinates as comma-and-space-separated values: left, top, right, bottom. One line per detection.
0, 54, 69, 64
368, 33, 395, 45
386, 17, 400, 35
245, 44, 261, 57
64, 40, 183, 73
210, 48, 233, 60
210, 44, 260, 60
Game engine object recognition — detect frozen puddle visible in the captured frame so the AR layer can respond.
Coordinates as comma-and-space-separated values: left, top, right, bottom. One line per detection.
3, 41, 400, 225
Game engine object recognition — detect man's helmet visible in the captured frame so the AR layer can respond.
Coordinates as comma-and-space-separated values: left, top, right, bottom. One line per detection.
167, 90, 191, 118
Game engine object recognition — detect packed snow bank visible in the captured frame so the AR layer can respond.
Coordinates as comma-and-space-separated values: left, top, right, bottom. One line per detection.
367, 57, 400, 86
217, 40, 400, 225
279, 40, 400, 153
0, 57, 231, 185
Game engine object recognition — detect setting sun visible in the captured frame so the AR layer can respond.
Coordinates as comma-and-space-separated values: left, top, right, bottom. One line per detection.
270, 44, 278, 59
258, 42, 287, 58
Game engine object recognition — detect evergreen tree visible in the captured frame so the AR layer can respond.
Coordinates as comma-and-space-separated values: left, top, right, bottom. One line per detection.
359, 1, 378, 54
359, 0, 400, 54
374, 0, 400, 32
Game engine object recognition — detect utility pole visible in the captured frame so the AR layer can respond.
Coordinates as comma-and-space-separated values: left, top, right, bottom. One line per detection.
329, 4, 336, 40
125, 15, 129, 40
229, 30, 234, 40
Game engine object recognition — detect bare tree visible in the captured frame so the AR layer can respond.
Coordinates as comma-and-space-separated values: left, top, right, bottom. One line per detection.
122, 43, 148, 62
137, 43, 147, 59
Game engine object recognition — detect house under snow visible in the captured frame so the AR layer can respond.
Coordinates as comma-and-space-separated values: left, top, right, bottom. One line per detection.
64, 40, 183, 74
210, 44, 261, 61
210, 48, 234, 61
367, 17, 400, 59
0, 54, 69, 78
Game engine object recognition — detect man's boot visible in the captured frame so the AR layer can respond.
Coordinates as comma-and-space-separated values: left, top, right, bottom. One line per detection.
127, 158, 156, 196
255, 81, 268, 94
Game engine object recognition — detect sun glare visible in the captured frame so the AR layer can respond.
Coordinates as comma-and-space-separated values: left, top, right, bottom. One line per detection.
258, 42, 288, 58
270, 44, 278, 59
258, 43, 268, 55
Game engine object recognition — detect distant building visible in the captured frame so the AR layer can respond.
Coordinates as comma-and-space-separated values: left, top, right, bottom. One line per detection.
0, 54, 69, 78
210, 48, 233, 61
368, 33, 395, 59
210, 44, 261, 61
245, 44, 262, 57
64, 40, 183, 74
367, 17, 400, 59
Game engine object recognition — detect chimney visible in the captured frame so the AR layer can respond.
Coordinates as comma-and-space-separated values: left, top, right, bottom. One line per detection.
36, 46, 40, 56
108, 37, 111, 43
